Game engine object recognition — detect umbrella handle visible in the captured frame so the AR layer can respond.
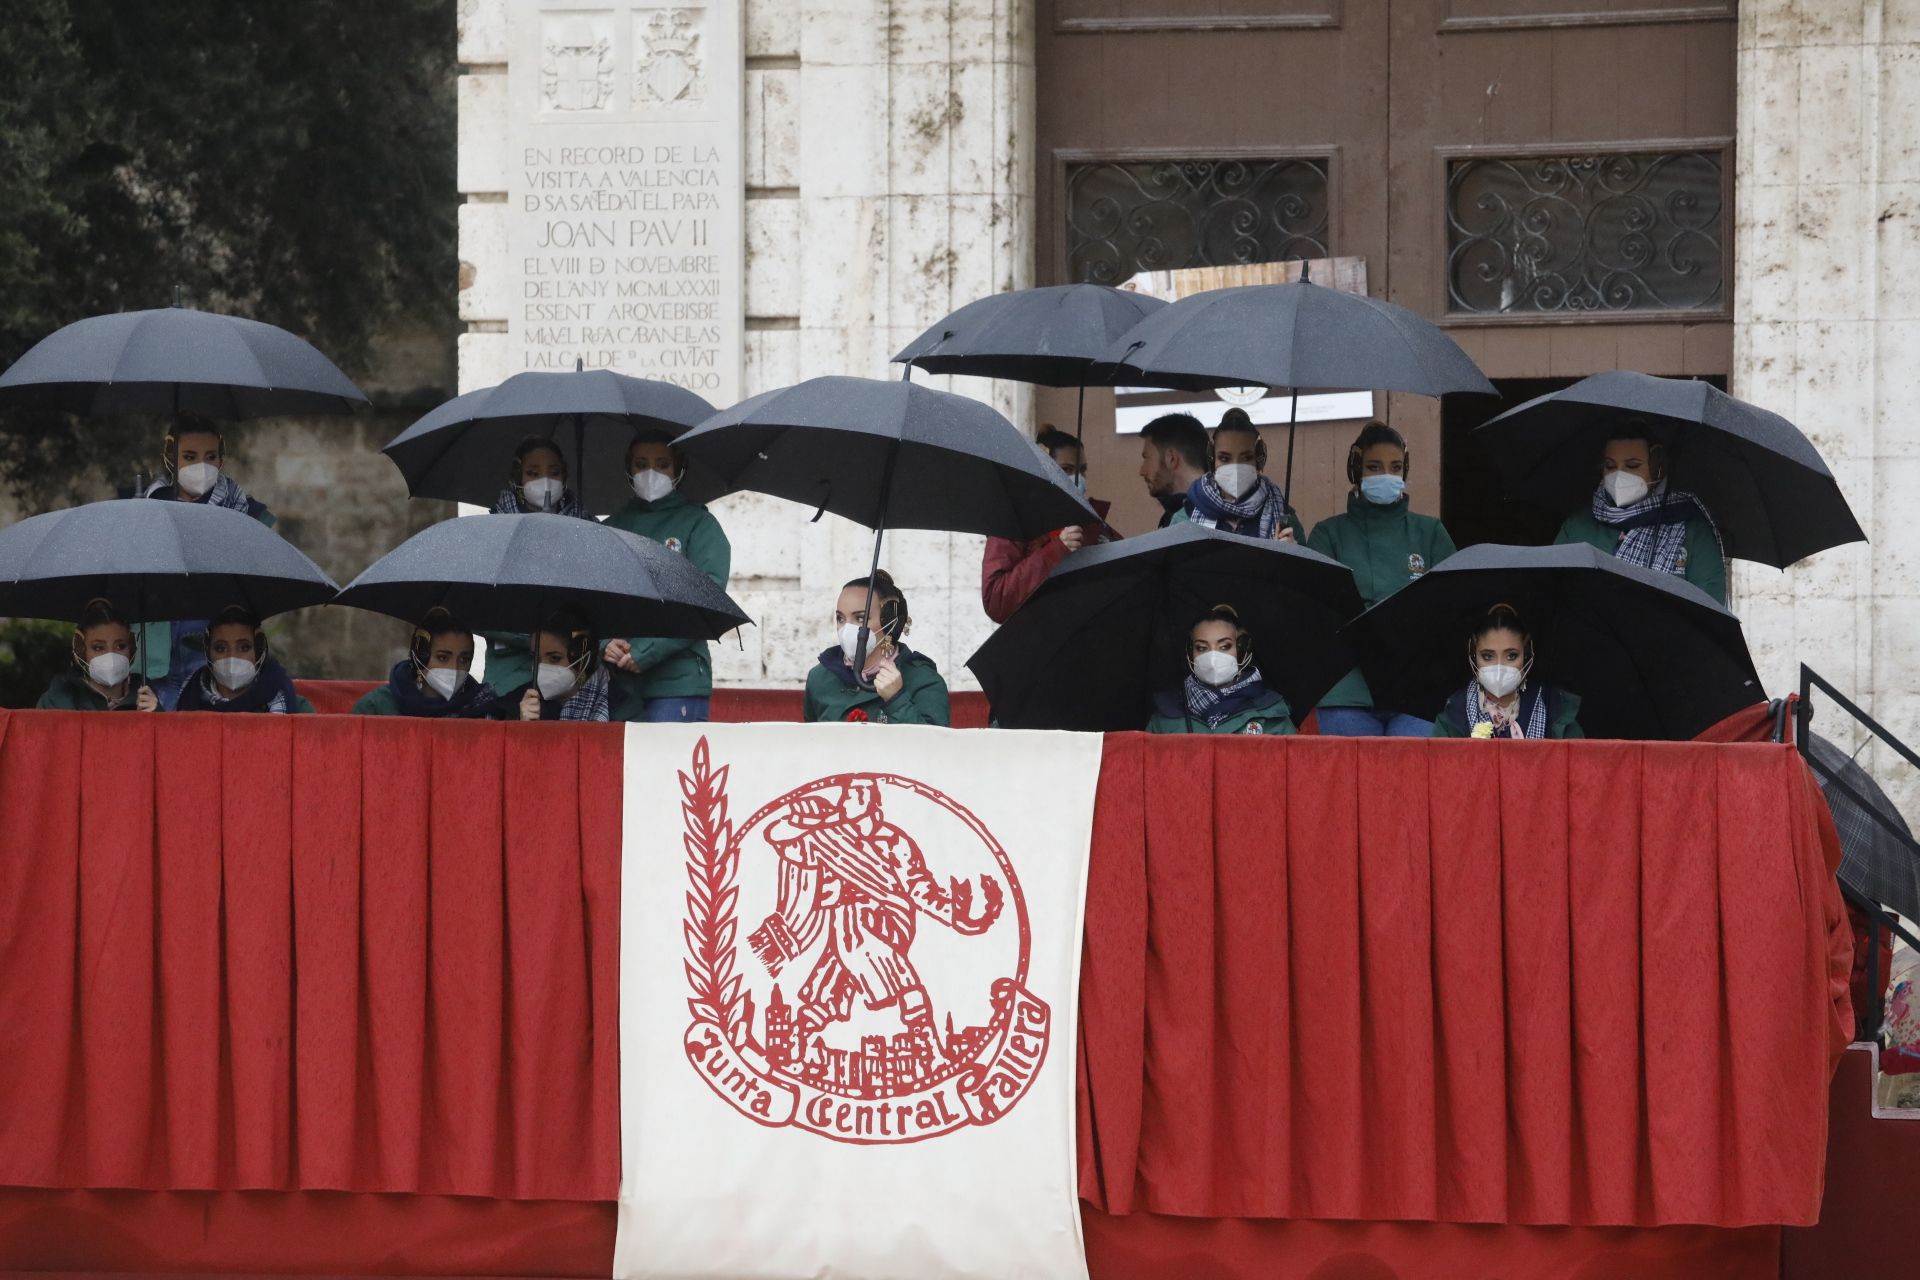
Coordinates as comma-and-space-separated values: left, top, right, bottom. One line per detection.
1281, 389, 1300, 509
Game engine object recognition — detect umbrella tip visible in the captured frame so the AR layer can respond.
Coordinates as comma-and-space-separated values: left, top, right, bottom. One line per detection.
1298, 259, 1312, 285
575, 357, 584, 373
172, 284, 183, 308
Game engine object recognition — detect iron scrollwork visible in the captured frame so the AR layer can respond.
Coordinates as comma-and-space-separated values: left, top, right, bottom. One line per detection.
1065, 158, 1332, 283
1445, 151, 1725, 316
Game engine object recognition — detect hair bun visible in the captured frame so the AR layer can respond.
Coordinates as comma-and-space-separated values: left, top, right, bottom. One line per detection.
1219, 407, 1254, 430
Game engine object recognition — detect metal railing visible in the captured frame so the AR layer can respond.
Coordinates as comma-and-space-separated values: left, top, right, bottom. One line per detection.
1795, 665, 1920, 1040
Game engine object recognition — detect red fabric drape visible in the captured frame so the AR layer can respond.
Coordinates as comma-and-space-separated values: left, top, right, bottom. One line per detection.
1075, 735, 1850, 1227
0, 714, 1846, 1244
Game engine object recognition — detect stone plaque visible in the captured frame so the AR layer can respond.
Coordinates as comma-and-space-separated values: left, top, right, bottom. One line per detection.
506, 2, 742, 404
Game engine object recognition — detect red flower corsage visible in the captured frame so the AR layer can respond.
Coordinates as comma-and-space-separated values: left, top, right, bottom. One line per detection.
845, 707, 869, 723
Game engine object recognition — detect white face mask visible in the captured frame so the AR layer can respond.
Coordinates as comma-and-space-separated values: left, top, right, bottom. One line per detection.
838, 622, 869, 664
212, 656, 258, 691
522, 476, 565, 512
1191, 649, 1240, 688
535, 661, 576, 699
177, 462, 220, 497
631, 469, 677, 502
423, 666, 462, 700
1213, 462, 1258, 501
1603, 470, 1650, 507
87, 652, 131, 688
1476, 663, 1524, 699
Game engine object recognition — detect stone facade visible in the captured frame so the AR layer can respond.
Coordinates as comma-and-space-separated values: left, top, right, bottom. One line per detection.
1734, 1, 1920, 812
457, 0, 1035, 690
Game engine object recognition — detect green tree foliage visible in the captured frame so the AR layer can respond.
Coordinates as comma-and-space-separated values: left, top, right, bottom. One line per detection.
0, 0, 455, 503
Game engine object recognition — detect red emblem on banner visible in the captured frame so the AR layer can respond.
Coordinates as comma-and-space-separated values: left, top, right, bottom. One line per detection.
679, 737, 1050, 1144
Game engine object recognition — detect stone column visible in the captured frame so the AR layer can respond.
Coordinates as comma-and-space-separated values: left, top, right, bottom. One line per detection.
1734, 1, 1920, 809
458, 0, 1036, 691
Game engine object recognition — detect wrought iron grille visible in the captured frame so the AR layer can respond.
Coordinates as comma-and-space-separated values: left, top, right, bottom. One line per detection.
1445, 150, 1725, 316
1064, 157, 1331, 284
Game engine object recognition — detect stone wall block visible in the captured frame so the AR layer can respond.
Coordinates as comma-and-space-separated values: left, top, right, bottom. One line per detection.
751, 68, 800, 189
889, 196, 957, 332
458, 200, 509, 322
457, 331, 509, 396
1740, 48, 1802, 189
747, 197, 802, 317
1793, 183, 1872, 322
745, 326, 802, 394
1790, 320, 1875, 441
888, 62, 960, 196
948, 60, 998, 195
1874, 319, 1920, 439
1795, 45, 1868, 187
746, 0, 801, 59
1879, 47, 1920, 184
799, 0, 890, 67
1793, 0, 1870, 46
887, 0, 955, 64
799, 65, 890, 197
1873, 183, 1920, 318
1887, 0, 1920, 46
457, 73, 507, 193
800, 195, 886, 333
456, 0, 508, 64
1731, 320, 1800, 416
1737, 203, 1799, 323
710, 490, 809, 581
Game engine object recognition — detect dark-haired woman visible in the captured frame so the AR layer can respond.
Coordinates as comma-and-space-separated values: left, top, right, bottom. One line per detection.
37, 598, 159, 712
512, 610, 612, 722
1431, 604, 1582, 739
1308, 420, 1457, 736
1146, 604, 1294, 735
352, 610, 499, 718
174, 606, 313, 713
601, 427, 731, 723
1171, 408, 1304, 542
1554, 423, 1726, 604
803, 571, 949, 725
485, 435, 595, 693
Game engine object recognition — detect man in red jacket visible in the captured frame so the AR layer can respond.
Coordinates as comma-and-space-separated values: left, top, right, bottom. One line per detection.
980, 427, 1113, 623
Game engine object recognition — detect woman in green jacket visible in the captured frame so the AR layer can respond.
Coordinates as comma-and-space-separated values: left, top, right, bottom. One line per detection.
37, 597, 159, 712
1430, 603, 1583, 740
601, 428, 732, 723
1146, 604, 1294, 735
803, 571, 950, 726
1307, 421, 1457, 735
352, 610, 501, 718
1554, 424, 1726, 604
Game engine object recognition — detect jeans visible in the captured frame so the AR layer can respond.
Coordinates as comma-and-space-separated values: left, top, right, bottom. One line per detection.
641, 696, 711, 723
1316, 707, 1433, 737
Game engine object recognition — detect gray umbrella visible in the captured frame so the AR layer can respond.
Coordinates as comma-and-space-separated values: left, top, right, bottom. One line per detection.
0, 307, 367, 417
1090, 275, 1496, 498
676, 374, 1098, 676
1470, 371, 1866, 569
891, 284, 1168, 436
1805, 732, 1920, 924
382, 365, 716, 513
0, 498, 338, 622
334, 512, 750, 640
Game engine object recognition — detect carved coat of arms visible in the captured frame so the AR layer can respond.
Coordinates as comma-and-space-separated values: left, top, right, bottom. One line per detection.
636, 8, 705, 106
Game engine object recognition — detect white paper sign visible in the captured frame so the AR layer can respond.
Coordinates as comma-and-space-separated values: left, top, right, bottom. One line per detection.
615, 724, 1100, 1279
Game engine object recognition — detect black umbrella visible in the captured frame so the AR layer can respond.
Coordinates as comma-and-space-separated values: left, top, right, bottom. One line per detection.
967, 521, 1363, 731
1343, 541, 1762, 741
0, 498, 338, 623
334, 512, 750, 640
381, 364, 716, 513
1470, 371, 1865, 568
1804, 732, 1920, 924
891, 283, 1169, 437
0, 306, 368, 417
1091, 274, 1496, 498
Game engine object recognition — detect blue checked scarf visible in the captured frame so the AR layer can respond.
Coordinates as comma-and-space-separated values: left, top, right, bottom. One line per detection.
1185, 474, 1295, 540
1465, 679, 1549, 740
144, 473, 260, 515
551, 663, 611, 721
1184, 662, 1270, 728
1590, 480, 1722, 577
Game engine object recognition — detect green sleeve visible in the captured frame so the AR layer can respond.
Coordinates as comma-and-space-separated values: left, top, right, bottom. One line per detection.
1286, 510, 1306, 543
1144, 712, 1183, 734
1686, 520, 1727, 604
1552, 690, 1585, 739
886, 667, 950, 726
1430, 714, 1461, 738
254, 504, 277, 529
34, 686, 59, 710
1305, 518, 1339, 559
349, 688, 391, 715
292, 694, 315, 715
1557, 718, 1585, 740
626, 514, 732, 671
1552, 514, 1579, 546
1429, 518, 1458, 564
802, 671, 824, 723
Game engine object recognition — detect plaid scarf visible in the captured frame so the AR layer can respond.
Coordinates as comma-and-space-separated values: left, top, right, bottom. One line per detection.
493, 486, 588, 518
1184, 662, 1268, 728
143, 473, 258, 513
176, 657, 300, 714
1466, 680, 1549, 740
552, 663, 610, 721
1590, 481, 1721, 577
1185, 474, 1294, 540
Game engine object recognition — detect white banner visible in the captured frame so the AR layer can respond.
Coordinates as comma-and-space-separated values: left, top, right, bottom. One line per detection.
614, 724, 1102, 1280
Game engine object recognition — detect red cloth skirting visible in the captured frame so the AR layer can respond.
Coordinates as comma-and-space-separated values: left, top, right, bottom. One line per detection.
0, 713, 1851, 1266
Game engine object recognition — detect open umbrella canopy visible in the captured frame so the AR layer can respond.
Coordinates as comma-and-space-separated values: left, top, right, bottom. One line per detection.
382, 367, 716, 512
0, 498, 338, 623
674, 375, 1098, 540
1804, 732, 1920, 924
891, 284, 1168, 387
1343, 541, 1762, 741
968, 522, 1363, 731
0, 307, 367, 417
334, 512, 750, 640
1090, 279, 1497, 397
1470, 371, 1865, 568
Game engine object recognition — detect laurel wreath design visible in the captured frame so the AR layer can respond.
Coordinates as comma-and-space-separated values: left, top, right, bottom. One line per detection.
680, 737, 747, 1042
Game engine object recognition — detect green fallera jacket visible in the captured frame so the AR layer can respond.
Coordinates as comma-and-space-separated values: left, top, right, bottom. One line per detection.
1555, 508, 1726, 604
1431, 686, 1584, 739
1145, 690, 1295, 736
36, 670, 149, 711
1306, 493, 1457, 710
601, 491, 731, 715
803, 648, 950, 726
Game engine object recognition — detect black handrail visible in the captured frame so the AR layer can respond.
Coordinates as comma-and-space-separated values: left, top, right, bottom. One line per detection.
1797, 664, 1920, 1042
